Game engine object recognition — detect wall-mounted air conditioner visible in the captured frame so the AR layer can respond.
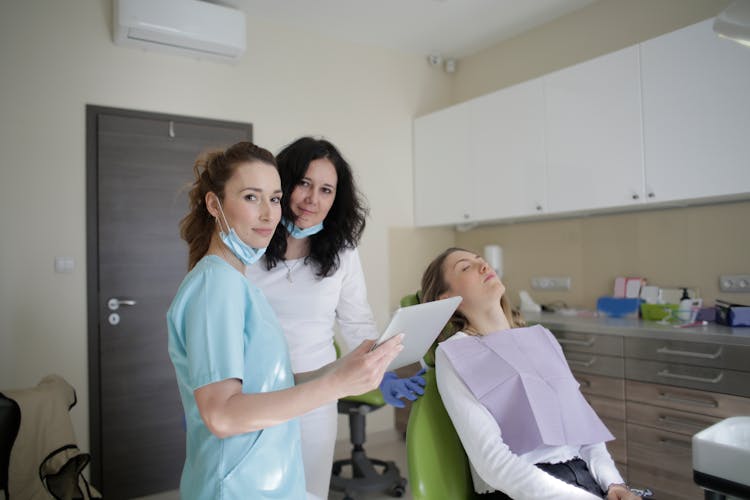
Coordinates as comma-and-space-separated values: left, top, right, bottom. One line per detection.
113, 0, 246, 62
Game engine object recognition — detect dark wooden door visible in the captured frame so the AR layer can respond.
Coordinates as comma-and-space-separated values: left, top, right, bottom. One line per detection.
86, 107, 251, 499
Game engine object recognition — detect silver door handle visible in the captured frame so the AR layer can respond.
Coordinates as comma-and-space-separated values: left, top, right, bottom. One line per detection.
657, 369, 723, 384
656, 346, 722, 359
558, 337, 595, 347
108, 298, 137, 311
568, 357, 596, 368
658, 391, 718, 408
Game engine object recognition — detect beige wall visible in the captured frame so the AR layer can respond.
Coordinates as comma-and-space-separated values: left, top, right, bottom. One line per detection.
454, 201, 750, 310
389, 227, 456, 309
0, 1, 454, 448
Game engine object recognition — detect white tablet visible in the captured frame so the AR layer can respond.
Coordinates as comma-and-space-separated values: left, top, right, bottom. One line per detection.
373, 295, 462, 370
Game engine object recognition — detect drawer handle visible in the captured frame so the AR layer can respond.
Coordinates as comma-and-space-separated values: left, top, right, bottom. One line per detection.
656, 346, 722, 360
657, 369, 723, 384
558, 338, 595, 347
659, 437, 691, 450
658, 391, 718, 408
658, 414, 711, 431
569, 357, 596, 368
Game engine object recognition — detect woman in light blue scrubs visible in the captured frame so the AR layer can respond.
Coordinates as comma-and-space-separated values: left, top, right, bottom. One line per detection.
167, 141, 402, 500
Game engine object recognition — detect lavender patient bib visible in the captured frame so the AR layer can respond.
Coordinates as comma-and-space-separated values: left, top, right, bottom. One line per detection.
439, 325, 613, 455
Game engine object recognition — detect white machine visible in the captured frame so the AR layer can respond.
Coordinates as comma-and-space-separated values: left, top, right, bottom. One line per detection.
113, 0, 246, 61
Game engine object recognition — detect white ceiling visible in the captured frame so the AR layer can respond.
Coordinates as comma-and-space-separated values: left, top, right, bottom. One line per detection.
221, 0, 599, 59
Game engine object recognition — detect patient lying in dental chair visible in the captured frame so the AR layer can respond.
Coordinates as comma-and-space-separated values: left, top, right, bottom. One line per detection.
420, 248, 643, 500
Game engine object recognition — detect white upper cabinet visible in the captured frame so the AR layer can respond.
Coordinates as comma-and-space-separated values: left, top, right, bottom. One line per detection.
412, 19, 750, 228
544, 46, 645, 213
413, 102, 473, 227
640, 19, 750, 203
470, 78, 547, 220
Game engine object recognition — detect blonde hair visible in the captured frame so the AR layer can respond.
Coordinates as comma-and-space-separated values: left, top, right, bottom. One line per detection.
420, 247, 525, 341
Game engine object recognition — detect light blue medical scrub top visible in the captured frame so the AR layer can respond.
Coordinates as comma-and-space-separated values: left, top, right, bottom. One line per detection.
167, 255, 306, 499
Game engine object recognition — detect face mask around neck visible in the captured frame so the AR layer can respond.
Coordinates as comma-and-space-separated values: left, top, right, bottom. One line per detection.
282, 217, 324, 239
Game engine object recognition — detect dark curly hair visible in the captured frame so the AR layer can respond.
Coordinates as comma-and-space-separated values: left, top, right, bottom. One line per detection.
264, 137, 369, 278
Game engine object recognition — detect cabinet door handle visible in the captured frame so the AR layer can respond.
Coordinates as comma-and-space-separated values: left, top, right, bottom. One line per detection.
657, 369, 723, 384
658, 414, 711, 432
569, 357, 596, 368
656, 346, 722, 359
558, 337, 595, 347
658, 437, 691, 450
577, 378, 591, 388
658, 391, 718, 408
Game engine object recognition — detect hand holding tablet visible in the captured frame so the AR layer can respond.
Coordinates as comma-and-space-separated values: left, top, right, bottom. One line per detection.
371, 296, 462, 370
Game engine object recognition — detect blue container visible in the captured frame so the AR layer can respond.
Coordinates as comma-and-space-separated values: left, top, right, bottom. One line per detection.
597, 297, 641, 318
716, 300, 750, 327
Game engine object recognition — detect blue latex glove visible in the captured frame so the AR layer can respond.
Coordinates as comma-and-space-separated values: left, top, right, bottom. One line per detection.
379, 368, 427, 408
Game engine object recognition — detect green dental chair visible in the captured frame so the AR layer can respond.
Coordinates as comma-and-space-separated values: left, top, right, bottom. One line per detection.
401, 292, 480, 500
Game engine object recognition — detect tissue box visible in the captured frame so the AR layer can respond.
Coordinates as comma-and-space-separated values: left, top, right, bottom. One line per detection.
597, 297, 641, 318
716, 300, 750, 327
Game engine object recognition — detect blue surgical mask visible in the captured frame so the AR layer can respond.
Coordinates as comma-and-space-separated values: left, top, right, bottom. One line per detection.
282, 217, 324, 239
215, 198, 266, 266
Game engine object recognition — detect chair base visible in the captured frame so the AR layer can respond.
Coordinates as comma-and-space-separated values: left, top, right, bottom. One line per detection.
331, 449, 406, 499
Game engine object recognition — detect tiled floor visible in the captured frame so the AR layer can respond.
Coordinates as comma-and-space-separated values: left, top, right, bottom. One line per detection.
134, 429, 412, 500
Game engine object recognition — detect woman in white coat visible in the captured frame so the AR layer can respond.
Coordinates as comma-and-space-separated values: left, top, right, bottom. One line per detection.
246, 137, 425, 500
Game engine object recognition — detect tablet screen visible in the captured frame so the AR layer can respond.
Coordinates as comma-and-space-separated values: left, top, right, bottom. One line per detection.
373, 295, 462, 370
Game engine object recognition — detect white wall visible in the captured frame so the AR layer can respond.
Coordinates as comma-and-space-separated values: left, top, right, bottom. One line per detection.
0, 0, 453, 451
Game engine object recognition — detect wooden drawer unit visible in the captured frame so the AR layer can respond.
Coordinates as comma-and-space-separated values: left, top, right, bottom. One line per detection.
567, 352, 624, 377
572, 371, 627, 464
626, 400, 720, 436
627, 423, 703, 500
586, 393, 625, 421
600, 416, 627, 464
553, 330, 624, 356
626, 379, 750, 499
544, 325, 750, 498
574, 370, 625, 400
625, 337, 750, 371
626, 358, 750, 397
626, 379, 750, 418
554, 330, 624, 377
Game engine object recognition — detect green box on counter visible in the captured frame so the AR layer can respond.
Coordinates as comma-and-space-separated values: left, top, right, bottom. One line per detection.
640, 303, 679, 321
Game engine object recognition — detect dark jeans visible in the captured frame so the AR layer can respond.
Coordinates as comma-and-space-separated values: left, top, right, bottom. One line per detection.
478, 457, 606, 499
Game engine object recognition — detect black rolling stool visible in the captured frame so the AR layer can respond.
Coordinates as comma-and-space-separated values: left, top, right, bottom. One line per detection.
330, 388, 407, 500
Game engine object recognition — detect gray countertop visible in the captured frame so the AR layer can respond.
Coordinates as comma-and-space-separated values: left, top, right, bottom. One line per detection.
525, 311, 750, 346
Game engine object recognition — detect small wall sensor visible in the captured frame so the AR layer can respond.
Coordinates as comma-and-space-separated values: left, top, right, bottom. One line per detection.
427, 53, 443, 67
444, 58, 456, 73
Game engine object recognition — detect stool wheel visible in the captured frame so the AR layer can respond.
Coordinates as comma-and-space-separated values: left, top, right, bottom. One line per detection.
389, 477, 407, 497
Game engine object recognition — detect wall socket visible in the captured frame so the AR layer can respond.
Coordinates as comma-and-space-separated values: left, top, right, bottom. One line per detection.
719, 274, 750, 292
531, 276, 571, 291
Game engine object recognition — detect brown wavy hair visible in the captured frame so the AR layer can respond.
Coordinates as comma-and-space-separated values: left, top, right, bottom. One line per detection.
179, 141, 279, 270
421, 247, 525, 342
